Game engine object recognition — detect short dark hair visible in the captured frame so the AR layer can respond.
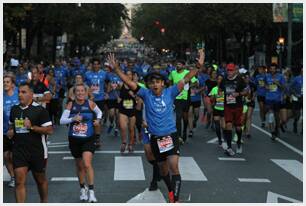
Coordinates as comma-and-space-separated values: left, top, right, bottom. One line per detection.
92, 58, 100, 64
19, 82, 33, 92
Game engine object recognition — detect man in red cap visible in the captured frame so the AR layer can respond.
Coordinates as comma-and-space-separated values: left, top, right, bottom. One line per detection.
223, 63, 248, 156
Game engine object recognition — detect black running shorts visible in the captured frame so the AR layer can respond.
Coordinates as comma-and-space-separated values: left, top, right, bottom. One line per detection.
150, 133, 180, 162
68, 136, 96, 158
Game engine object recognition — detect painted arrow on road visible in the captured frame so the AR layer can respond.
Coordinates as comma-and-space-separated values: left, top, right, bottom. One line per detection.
266, 191, 301, 203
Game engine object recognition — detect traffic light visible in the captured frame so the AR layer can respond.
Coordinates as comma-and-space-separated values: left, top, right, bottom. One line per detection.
160, 28, 165, 33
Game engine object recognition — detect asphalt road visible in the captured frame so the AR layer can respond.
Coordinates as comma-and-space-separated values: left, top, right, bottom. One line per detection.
3, 109, 303, 203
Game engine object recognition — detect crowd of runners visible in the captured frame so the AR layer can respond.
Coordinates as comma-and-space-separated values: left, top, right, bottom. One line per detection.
3, 49, 303, 203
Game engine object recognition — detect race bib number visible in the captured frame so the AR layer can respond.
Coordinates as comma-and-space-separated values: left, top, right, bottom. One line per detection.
72, 123, 88, 137
15, 118, 29, 134
269, 84, 277, 92
123, 99, 134, 109
226, 94, 236, 104
258, 80, 265, 87
216, 96, 224, 107
157, 136, 174, 153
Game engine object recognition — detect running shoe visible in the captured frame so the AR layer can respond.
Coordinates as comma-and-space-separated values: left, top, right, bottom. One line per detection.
261, 122, 265, 128
80, 186, 88, 201
88, 190, 97, 203
8, 177, 15, 188
179, 137, 185, 145
114, 129, 119, 137
225, 148, 235, 156
236, 145, 243, 154
107, 124, 113, 134
168, 191, 175, 203
188, 131, 193, 138
149, 181, 158, 191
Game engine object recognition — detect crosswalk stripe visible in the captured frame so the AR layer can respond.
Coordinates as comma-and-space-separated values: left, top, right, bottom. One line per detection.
51, 177, 78, 181
179, 157, 207, 181
271, 159, 303, 182
218, 157, 246, 161
3, 167, 11, 181
238, 178, 271, 183
48, 141, 68, 145
127, 188, 166, 203
48, 150, 145, 154
63, 156, 74, 160
114, 156, 145, 181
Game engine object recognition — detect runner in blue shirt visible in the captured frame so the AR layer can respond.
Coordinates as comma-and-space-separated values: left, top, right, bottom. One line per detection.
106, 49, 204, 203
16, 66, 29, 86
70, 58, 87, 79
84, 58, 109, 148
264, 63, 285, 140
4, 73, 19, 188
105, 63, 121, 136
254, 65, 267, 128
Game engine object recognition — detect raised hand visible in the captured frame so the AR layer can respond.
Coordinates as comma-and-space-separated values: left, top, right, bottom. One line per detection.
106, 53, 119, 71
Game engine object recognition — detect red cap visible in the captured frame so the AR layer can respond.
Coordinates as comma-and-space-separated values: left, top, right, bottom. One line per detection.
226, 63, 236, 71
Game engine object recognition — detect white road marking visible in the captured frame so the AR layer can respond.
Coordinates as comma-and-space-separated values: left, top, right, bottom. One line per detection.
207, 137, 237, 145
114, 156, 145, 181
3, 167, 11, 181
48, 145, 68, 148
271, 159, 303, 182
48, 150, 145, 154
218, 157, 246, 161
63, 156, 74, 160
266, 191, 302, 203
238, 178, 271, 183
48, 141, 68, 145
206, 137, 218, 144
127, 188, 166, 203
179, 157, 207, 181
51, 177, 78, 181
251, 123, 303, 156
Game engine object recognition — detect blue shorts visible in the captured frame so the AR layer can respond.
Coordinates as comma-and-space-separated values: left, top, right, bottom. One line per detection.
142, 128, 150, 145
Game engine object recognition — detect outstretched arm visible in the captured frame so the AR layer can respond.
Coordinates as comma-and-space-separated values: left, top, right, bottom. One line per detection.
177, 49, 205, 91
107, 53, 138, 91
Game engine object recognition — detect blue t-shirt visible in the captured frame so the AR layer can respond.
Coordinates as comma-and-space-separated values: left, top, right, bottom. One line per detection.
290, 75, 303, 97
265, 73, 285, 102
198, 73, 210, 86
70, 66, 87, 78
190, 77, 203, 102
107, 72, 121, 100
4, 87, 19, 118
137, 85, 180, 136
16, 73, 28, 86
85, 70, 108, 101
166, 65, 176, 74
254, 74, 266, 97
54, 66, 69, 90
